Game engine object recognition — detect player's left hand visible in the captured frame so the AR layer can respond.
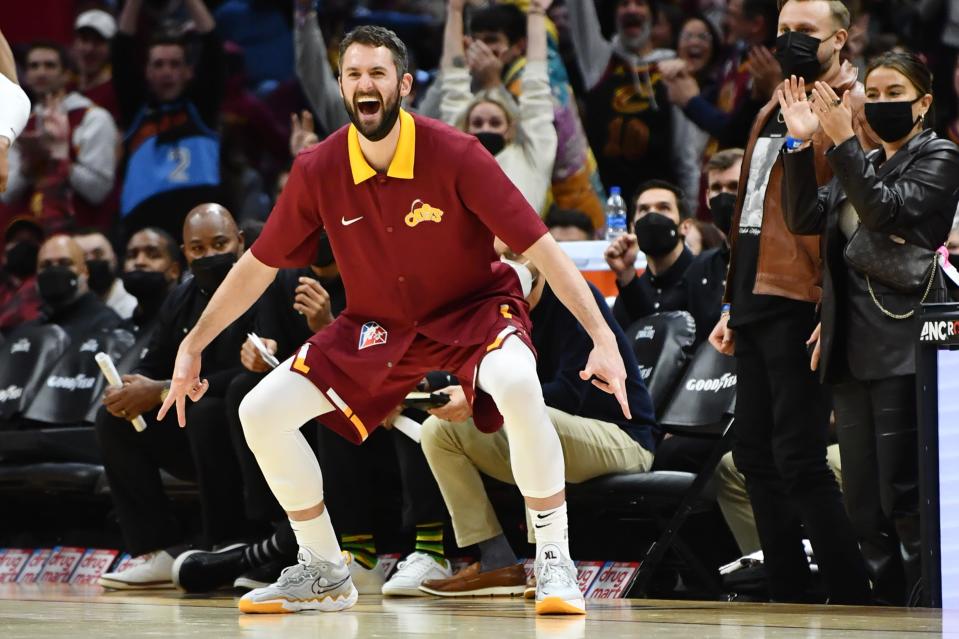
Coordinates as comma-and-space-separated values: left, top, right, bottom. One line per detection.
581, 336, 632, 420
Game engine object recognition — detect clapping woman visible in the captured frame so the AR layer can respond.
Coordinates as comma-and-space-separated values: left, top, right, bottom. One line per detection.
779, 51, 959, 605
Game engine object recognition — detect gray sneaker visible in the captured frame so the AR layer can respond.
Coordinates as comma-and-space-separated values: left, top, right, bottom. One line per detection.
238, 548, 358, 614
534, 544, 585, 615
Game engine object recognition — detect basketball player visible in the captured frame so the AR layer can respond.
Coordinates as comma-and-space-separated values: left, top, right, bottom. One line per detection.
159, 23, 628, 616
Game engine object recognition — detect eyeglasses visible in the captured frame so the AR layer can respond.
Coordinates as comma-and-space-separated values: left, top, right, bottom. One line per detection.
680, 32, 713, 43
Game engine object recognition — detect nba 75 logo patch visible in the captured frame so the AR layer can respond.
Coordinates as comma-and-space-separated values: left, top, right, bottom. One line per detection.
358, 322, 388, 350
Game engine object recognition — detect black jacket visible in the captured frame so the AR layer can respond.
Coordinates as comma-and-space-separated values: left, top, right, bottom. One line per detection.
613, 247, 694, 330
36, 291, 121, 343
782, 129, 959, 382
532, 283, 658, 452
684, 246, 729, 346
135, 278, 254, 397
253, 268, 346, 360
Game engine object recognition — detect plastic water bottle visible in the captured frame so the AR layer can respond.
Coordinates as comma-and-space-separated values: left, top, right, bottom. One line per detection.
604, 186, 628, 241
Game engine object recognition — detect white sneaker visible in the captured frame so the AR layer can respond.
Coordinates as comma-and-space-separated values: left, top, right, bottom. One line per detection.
345, 551, 386, 594
534, 545, 585, 615
98, 551, 175, 590
238, 548, 358, 614
382, 552, 452, 597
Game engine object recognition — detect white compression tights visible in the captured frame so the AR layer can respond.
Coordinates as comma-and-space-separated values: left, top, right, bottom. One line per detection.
238, 357, 334, 512
477, 336, 566, 499
239, 336, 566, 514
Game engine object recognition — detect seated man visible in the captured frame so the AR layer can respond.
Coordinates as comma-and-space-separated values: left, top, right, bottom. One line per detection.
96, 204, 254, 589
119, 227, 183, 333
606, 179, 725, 345
28, 233, 121, 341
418, 265, 657, 596
74, 229, 137, 319
0, 217, 44, 334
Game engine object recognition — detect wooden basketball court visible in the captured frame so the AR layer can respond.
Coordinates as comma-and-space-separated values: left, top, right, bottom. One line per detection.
0, 585, 949, 638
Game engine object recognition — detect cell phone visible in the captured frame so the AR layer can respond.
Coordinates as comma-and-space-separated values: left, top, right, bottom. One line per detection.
403, 391, 451, 410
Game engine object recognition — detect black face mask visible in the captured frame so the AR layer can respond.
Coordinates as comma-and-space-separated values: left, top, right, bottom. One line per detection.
949, 253, 959, 272
474, 131, 506, 156
122, 270, 170, 305
709, 192, 737, 236
865, 99, 922, 143
775, 31, 830, 83
85, 259, 116, 296
37, 266, 79, 308
633, 213, 680, 258
4, 241, 39, 279
190, 253, 237, 295
314, 234, 335, 268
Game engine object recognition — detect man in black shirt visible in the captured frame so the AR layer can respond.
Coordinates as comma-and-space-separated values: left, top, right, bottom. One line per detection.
32, 235, 121, 342
96, 204, 254, 590
707, 0, 874, 605
607, 180, 723, 343
119, 227, 183, 335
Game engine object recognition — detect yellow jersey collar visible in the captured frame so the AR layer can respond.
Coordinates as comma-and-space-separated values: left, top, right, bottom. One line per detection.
348, 108, 416, 185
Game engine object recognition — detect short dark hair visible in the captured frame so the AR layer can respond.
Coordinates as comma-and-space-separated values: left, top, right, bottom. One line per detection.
146, 33, 188, 61
634, 179, 690, 221
26, 40, 68, 70
544, 207, 595, 236
129, 226, 183, 269
469, 4, 527, 45
338, 25, 409, 77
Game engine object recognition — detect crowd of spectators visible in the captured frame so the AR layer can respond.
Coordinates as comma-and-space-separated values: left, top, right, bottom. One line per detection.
2, 0, 959, 607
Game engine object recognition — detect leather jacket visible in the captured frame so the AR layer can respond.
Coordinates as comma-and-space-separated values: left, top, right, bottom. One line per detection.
723, 61, 880, 305
782, 129, 959, 381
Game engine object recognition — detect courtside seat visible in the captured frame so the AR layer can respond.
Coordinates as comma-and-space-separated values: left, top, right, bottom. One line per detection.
0, 426, 102, 464
0, 462, 104, 495
25, 328, 136, 426
626, 311, 696, 416
0, 325, 70, 425
568, 470, 715, 507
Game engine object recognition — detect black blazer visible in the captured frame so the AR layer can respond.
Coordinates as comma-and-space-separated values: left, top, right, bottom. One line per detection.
782, 129, 959, 382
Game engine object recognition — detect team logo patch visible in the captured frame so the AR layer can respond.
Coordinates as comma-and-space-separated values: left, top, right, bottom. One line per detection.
405, 199, 444, 227
358, 322, 388, 350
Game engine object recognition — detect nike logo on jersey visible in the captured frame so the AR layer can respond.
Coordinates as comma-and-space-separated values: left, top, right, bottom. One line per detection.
341, 216, 364, 226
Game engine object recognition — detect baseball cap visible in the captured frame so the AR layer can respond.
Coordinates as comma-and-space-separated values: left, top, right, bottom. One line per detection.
75, 10, 118, 40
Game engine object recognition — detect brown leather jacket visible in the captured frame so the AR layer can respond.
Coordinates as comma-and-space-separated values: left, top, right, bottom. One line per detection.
723, 61, 881, 304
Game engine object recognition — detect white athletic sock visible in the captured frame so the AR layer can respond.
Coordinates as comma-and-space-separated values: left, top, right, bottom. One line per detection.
290, 509, 342, 564
529, 502, 570, 560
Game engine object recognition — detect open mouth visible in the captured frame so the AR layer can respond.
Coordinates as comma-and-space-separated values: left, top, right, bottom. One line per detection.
356, 96, 382, 117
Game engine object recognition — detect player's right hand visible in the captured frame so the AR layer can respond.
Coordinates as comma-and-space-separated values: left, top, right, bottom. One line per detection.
157, 344, 209, 427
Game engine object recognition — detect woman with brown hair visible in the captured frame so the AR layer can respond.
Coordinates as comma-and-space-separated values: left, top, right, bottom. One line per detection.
780, 50, 959, 605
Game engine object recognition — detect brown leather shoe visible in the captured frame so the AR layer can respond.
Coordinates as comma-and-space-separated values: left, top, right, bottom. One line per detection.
419, 562, 526, 597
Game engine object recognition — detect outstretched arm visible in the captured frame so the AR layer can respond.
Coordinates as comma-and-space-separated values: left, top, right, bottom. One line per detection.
523, 234, 631, 419
566, 0, 615, 90
294, 0, 349, 133
184, 0, 216, 33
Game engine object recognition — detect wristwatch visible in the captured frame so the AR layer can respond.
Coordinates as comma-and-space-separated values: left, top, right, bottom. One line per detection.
785, 136, 808, 152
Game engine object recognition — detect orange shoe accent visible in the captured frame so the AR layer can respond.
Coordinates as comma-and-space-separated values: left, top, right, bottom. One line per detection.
238, 599, 295, 614
535, 596, 587, 616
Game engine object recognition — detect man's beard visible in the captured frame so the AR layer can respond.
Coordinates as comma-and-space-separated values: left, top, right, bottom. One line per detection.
343, 86, 402, 142
618, 16, 651, 52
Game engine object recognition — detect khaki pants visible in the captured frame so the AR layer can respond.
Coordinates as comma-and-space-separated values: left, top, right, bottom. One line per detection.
716, 443, 843, 555
421, 407, 654, 548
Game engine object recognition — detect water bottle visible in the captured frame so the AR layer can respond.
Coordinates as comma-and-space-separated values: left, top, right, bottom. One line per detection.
604, 186, 628, 241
